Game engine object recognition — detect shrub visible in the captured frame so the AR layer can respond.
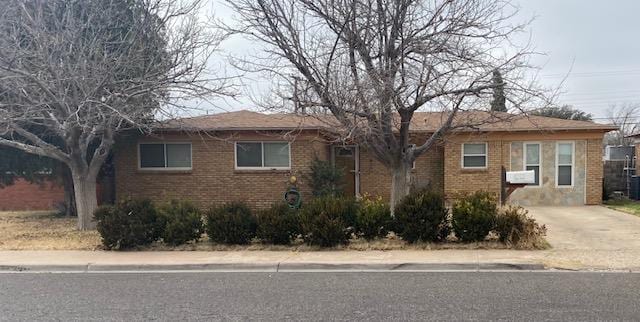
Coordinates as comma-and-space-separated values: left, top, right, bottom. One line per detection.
255, 202, 300, 245
355, 195, 392, 240
452, 191, 498, 242
299, 196, 358, 247
205, 202, 256, 244
308, 158, 344, 197
95, 199, 163, 250
158, 200, 203, 246
393, 189, 449, 243
495, 205, 547, 249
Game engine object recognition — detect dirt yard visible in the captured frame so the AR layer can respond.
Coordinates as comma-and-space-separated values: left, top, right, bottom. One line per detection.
0, 211, 101, 250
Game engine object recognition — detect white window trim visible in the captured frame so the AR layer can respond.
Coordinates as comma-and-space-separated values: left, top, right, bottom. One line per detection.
461, 142, 488, 169
138, 142, 192, 171
523, 142, 542, 187
234, 141, 292, 170
555, 141, 575, 188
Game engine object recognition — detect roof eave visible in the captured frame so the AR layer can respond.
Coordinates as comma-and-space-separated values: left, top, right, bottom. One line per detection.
157, 126, 331, 132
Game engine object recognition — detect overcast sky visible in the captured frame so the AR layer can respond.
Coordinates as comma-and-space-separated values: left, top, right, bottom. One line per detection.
204, 0, 640, 121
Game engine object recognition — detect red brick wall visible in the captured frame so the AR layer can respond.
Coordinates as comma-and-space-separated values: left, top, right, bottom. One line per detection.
0, 179, 65, 211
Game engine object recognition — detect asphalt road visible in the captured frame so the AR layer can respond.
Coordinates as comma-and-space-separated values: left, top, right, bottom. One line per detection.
1, 271, 639, 321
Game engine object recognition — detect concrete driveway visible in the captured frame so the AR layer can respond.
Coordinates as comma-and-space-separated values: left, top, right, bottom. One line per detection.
527, 206, 640, 250
527, 206, 640, 270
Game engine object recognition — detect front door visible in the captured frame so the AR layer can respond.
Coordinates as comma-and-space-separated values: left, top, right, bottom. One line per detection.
333, 146, 359, 197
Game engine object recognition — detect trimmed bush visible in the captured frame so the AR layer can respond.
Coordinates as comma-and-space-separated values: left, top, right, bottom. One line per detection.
95, 199, 163, 250
393, 189, 449, 243
355, 195, 392, 240
299, 196, 358, 247
158, 200, 203, 246
205, 202, 256, 244
255, 202, 300, 245
452, 191, 498, 242
495, 205, 547, 249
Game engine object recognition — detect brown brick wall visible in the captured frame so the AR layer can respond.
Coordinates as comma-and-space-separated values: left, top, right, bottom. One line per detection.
358, 148, 392, 199
0, 179, 65, 211
115, 131, 446, 208
114, 131, 329, 210
586, 138, 604, 205
443, 136, 507, 201
358, 143, 444, 201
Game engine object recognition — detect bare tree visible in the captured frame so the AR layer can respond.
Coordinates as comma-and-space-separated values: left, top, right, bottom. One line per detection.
0, 0, 230, 229
605, 103, 640, 146
225, 0, 548, 207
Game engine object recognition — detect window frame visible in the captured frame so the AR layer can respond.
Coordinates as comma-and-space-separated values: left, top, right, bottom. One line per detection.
523, 142, 542, 187
138, 142, 192, 171
234, 141, 291, 170
461, 142, 488, 169
555, 141, 575, 188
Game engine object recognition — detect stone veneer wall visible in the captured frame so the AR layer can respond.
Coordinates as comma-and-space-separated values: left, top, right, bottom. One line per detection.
508, 140, 587, 206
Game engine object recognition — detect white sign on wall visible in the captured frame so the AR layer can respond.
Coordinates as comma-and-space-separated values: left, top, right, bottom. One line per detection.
506, 170, 535, 184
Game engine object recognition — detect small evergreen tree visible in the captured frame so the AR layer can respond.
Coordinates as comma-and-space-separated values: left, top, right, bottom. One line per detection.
308, 158, 344, 197
490, 69, 507, 112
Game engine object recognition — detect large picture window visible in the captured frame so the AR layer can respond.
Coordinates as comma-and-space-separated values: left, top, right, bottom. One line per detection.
524, 143, 541, 186
235, 142, 290, 169
462, 143, 488, 169
139, 143, 192, 170
556, 142, 574, 187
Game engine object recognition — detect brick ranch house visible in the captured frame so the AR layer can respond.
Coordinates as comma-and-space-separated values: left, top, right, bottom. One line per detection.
113, 110, 617, 209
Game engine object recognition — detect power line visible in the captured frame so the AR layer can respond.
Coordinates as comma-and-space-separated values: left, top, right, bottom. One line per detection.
542, 69, 640, 78
561, 89, 640, 96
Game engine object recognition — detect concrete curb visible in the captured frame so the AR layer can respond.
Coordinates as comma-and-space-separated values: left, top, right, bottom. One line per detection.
0, 262, 546, 272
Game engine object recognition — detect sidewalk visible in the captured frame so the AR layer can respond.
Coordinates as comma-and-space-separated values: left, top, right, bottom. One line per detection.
0, 249, 549, 272
2, 248, 640, 272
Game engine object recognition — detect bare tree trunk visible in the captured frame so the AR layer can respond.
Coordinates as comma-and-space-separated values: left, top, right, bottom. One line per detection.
71, 169, 98, 230
62, 169, 76, 217
390, 161, 412, 212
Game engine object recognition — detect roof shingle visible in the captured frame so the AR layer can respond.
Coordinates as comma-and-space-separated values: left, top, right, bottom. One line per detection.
161, 110, 617, 133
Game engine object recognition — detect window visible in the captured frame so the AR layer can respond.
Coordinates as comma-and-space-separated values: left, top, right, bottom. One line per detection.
462, 143, 487, 168
139, 143, 192, 170
235, 142, 290, 169
336, 147, 354, 157
556, 142, 574, 187
524, 143, 541, 186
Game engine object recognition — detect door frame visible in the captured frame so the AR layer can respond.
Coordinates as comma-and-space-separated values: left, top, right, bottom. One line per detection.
331, 145, 360, 197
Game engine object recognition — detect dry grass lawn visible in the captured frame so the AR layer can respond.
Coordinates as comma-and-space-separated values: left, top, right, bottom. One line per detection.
0, 211, 548, 251
0, 211, 101, 250
605, 199, 640, 218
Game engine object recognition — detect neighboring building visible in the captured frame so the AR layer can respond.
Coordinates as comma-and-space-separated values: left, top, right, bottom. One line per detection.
113, 110, 616, 209
0, 178, 65, 211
